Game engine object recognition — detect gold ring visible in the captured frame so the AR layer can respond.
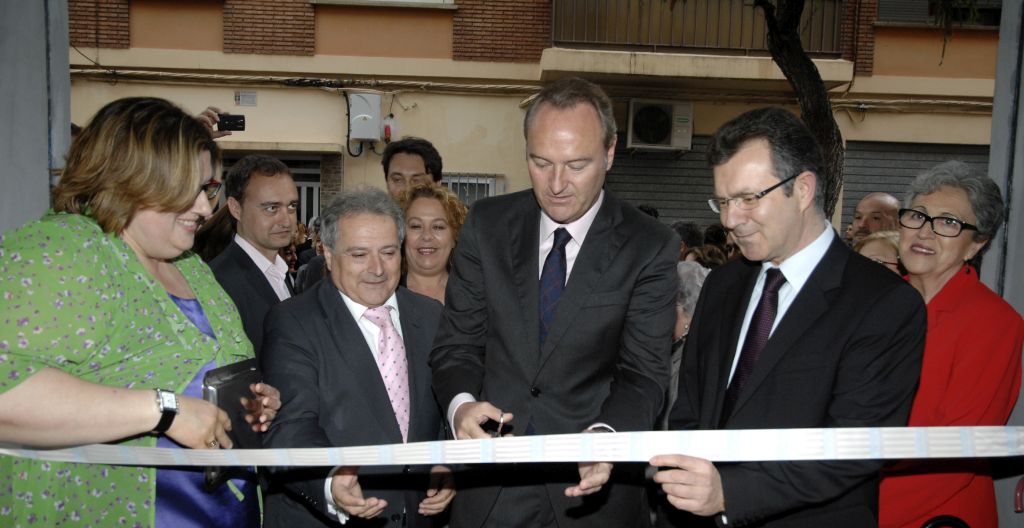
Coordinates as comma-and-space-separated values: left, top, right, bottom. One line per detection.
208, 440, 219, 448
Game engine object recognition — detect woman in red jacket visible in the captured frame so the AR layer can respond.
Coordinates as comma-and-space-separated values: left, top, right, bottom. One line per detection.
879, 160, 1024, 527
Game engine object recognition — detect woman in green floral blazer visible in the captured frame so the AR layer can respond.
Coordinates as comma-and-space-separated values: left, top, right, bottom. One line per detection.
0, 97, 280, 527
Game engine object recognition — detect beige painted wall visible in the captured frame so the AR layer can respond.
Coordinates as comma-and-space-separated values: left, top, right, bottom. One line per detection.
130, 0, 222, 51
835, 110, 991, 145
70, 46, 539, 81
316, 5, 452, 59
342, 92, 530, 191
71, 81, 346, 146
67, 3, 996, 239
70, 80, 532, 192
874, 26, 998, 79
690, 101, 793, 136
71, 78, 991, 198
128, 2, 455, 58
678, 100, 991, 146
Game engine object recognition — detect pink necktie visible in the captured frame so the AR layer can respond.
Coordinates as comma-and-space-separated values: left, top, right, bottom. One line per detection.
363, 306, 410, 442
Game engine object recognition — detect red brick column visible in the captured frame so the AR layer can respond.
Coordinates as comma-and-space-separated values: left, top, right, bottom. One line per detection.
840, 0, 877, 76
223, 0, 315, 56
320, 153, 344, 211
453, 0, 550, 62
69, 0, 129, 49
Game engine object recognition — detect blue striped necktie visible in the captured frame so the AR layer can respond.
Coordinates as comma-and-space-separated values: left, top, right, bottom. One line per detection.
539, 228, 572, 346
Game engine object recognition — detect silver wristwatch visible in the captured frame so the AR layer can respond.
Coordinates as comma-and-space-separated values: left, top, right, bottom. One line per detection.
153, 389, 179, 434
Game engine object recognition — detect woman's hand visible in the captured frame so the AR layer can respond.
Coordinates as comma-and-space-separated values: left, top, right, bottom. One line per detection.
0, 369, 233, 448
166, 395, 233, 449
242, 382, 282, 432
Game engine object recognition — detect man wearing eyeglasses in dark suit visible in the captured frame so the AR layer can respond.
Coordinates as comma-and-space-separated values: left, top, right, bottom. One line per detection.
653, 107, 926, 528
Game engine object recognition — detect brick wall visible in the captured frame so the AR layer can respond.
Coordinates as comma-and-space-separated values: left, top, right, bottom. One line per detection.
453, 0, 550, 62
223, 0, 314, 56
68, 0, 129, 49
320, 153, 344, 210
840, 0, 877, 75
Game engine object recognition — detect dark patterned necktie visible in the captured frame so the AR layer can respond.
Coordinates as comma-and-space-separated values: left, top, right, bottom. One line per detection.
721, 268, 787, 422
539, 228, 572, 346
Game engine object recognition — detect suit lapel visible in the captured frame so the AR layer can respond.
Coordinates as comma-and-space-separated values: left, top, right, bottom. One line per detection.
537, 194, 624, 368
231, 241, 281, 305
727, 237, 849, 418
396, 288, 428, 441
285, 274, 296, 295
316, 281, 404, 443
510, 196, 542, 371
712, 262, 760, 423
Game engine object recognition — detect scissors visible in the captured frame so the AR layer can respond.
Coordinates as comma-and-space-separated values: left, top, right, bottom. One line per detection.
491, 411, 505, 438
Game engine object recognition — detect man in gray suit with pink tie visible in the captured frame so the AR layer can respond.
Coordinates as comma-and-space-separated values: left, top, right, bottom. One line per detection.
262, 188, 454, 527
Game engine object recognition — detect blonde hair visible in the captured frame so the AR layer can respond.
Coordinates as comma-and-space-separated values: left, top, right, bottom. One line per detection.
853, 230, 899, 255
400, 183, 468, 244
53, 97, 219, 234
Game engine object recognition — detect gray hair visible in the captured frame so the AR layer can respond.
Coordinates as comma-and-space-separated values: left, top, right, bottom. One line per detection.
320, 187, 405, 251
904, 160, 1005, 242
676, 261, 710, 316
524, 77, 617, 149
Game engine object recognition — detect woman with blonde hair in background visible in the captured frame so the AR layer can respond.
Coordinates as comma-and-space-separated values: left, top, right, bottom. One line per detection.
853, 230, 901, 274
400, 183, 468, 304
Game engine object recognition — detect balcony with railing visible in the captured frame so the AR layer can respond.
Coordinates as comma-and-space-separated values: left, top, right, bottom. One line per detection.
552, 0, 842, 56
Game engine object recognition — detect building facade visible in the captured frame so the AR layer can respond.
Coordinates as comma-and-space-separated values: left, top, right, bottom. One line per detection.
67, 0, 1000, 229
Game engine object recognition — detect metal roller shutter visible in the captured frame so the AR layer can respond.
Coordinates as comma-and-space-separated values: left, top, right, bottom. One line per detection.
605, 134, 719, 226
606, 137, 991, 235
841, 141, 990, 231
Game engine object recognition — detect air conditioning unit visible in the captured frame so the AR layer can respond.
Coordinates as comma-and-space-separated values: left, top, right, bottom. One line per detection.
626, 99, 693, 151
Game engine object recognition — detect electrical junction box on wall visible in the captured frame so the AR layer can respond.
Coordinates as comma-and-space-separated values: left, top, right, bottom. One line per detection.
626, 99, 693, 150
348, 93, 382, 141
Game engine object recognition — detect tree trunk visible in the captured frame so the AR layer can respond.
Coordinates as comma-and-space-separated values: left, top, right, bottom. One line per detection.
754, 0, 844, 219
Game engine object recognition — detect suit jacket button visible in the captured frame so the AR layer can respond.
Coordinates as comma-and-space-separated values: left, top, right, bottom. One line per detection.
390, 513, 402, 522
530, 387, 541, 397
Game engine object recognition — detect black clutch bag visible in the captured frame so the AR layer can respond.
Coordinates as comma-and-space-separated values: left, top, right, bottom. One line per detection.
202, 359, 263, 489
202, 358, 263, 449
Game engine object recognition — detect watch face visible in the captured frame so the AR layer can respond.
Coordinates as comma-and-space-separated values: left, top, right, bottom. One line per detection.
158, 391, 178, 411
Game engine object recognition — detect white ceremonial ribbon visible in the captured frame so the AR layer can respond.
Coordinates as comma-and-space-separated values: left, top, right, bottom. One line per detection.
1, 427, 1021, 468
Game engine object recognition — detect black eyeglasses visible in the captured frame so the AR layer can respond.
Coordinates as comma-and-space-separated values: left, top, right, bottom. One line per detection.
708, 174, 798, 213
898, 208, 978, 238
199, 179, 223, 201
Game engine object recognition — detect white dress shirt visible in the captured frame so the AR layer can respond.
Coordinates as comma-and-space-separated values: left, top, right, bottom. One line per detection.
448, 191, 609, 436
234, 234, 291, 302
339, 292, 403, 361
727, 223, 834, 384
324, 292, 402, 523
536, 190, 605, 280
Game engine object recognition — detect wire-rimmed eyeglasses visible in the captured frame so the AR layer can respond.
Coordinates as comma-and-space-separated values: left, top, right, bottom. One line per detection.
708, 174, 798, 214
199, 179, 223, 202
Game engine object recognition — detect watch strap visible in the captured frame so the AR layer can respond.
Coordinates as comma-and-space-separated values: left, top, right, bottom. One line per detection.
153, 389, 178, 433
